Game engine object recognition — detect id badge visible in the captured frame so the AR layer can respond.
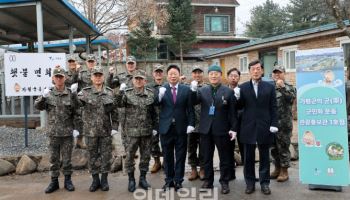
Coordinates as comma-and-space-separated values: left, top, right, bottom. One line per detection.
209, 105, 215, 115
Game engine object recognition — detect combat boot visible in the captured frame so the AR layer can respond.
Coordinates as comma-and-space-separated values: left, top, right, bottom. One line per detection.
100, 173, 109, 191
270, 165, 280, 179
277, 167, 289, 182
45, 177, 59, 193
150, 157, 161, 173
89, 174, 100, 192
188, 166, 198, 181
64, 175, 75, 191
139, 171, 150, 190
75, 136, 87, 149
128, 172, 136, 192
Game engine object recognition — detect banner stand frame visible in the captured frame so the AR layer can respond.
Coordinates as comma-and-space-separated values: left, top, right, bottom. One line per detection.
308, 184, 342, 192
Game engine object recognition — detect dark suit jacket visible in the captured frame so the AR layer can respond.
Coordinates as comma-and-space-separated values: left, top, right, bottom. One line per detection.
156, 83, 195, 135
196, 85, 238, 136
238, 80, 277, 144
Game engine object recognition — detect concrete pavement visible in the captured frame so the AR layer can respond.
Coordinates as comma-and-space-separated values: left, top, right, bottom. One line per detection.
0, 161, 349, 200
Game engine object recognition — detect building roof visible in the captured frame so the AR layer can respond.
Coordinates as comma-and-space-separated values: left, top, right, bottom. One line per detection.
157, 0, 239, 7
205, 21, 350, 58
0, 0, 100, 45
9, 38, 117, 53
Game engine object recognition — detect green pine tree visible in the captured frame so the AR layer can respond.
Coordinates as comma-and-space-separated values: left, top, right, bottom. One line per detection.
166, 0, 197, 68
286, 0, 335, 31
127, 21, 158, 63
245, 0, 288, 38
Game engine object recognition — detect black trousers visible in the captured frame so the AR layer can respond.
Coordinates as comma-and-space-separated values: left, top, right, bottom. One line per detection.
160, 125, 187, 184
200, 129, 234, 185
243, 144, 270, 187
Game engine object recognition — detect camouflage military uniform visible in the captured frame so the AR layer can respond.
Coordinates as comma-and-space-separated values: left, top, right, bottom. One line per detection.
117, 87, 156, 173
146, 80, 163, 158
65, 69, 84, 136
78, 67, 93, 91
107, 71, 134, 151
34, 87, 78, 177
271, 82, 296, 168
77, 85, 118, 174
187, 82, 206, 168
65, 69, 78, 88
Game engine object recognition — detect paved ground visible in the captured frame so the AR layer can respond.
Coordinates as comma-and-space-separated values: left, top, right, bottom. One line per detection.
0, 161, 349, 200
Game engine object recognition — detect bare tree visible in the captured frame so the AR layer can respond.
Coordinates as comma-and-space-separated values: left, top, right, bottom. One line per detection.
69, 0, 127, 35
325, 0, 350, 37
69, 0, 168, 34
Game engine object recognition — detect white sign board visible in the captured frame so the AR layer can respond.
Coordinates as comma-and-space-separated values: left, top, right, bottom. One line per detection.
4, 53, 66, 96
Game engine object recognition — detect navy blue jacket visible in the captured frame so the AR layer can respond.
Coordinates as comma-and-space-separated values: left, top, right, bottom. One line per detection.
196, 85, 238, 136
156, 83, 195, 135
238, 80, 277, 144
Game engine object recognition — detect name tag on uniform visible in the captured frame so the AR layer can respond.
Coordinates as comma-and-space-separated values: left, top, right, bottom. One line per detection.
209, 105, 215, 116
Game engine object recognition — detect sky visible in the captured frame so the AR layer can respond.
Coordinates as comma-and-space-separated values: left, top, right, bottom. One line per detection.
235, 0, 291, 35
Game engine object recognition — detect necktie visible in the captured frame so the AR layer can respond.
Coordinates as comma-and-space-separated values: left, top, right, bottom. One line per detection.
172, 87, 177, 104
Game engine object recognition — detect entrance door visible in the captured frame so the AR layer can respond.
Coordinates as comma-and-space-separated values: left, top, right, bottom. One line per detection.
261, 51, 277, 79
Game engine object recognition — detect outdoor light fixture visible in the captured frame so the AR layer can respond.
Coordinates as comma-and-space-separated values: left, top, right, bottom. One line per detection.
214, 7, 219, 13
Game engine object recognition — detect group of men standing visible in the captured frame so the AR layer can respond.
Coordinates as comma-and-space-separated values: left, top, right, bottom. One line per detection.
35, 54, 296, 196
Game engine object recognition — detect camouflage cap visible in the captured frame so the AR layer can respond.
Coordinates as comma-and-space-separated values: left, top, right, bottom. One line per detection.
67, 54, 76, 61
92, 66, 104, 75
133, 69, 146, 79
153, 64, 164, 72
126, 56, 136, 64
53, 66, 65, 76
86, 54, 96, 61
272, 65, 285, 73
192, 65, 203, 72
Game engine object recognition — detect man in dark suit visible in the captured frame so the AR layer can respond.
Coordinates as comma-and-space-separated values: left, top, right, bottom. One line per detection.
237, 60, 278, 195
156, 64, 195, 191
193, 65, 237, 194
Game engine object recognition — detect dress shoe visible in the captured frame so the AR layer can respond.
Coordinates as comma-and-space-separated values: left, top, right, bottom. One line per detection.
245, 185, 255, 194
221, 182, 230, 194
201, 181, 213, 189
162, 181, 174, 191
174, 182, 182, 191
261, 185, 271, 195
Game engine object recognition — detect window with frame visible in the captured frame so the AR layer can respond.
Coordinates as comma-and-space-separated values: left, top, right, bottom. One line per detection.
239, 55, 248, 73
205, 15, 229, 33
283, 48, 296, 71
157, 42, 168, 60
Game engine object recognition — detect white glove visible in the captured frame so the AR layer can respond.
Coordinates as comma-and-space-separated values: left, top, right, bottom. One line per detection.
229, 130, 237, 141
190, 80, 198, 92
111, 130, 119, 136
70, 83, 78, 93
109, 67, 115, 74
233, 87, 240, 100
120, 83, 127, 91
158, 87, 166, 101
269, 126, 278, 133
43, 88, 50, 98
186, 126, 195, 134
152, 130, 158, 136
73, 130, 79, 138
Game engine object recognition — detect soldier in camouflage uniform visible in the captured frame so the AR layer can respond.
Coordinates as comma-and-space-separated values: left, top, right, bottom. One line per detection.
34, 66, 77, 193
65, 55, 85, 149
77, 66, 119, 192
116, 70, 156, 192
270, 65, 296, 182
146, 64, 164, 173
77, 54, 96, 91
107, 56, 138, 154
187, 65, 206, 181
